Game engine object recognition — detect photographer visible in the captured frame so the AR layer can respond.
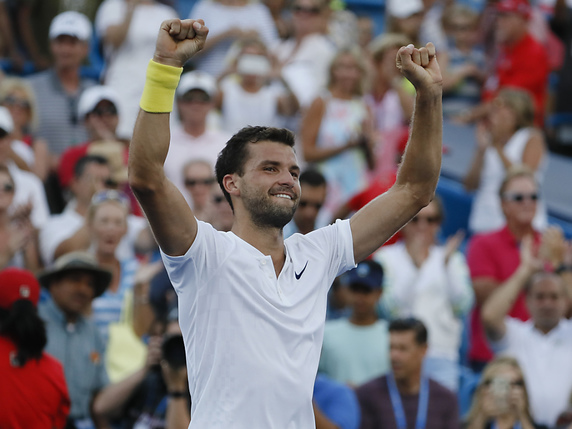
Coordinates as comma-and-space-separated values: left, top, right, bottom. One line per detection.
463, 357, 547, 429
116, 314, 190, 429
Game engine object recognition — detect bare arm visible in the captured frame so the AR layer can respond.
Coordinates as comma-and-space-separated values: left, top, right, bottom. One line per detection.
128, 19, 209, 256
481, 236, 539, 341
463, 122, 490, 191
350, 43, 443, 263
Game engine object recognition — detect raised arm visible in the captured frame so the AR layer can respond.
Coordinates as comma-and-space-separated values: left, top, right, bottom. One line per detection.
350, 44, 443, 263
128, 19, 209, 256
481, 236, 539, 341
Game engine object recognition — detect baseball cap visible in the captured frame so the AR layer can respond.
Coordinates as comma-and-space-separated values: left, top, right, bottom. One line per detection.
38, 251, 112, 298
0, 106, 14, 134
496, 0, 531, 18
49, 11, 92, 41
78, 85, 120, 119
0, 268, 41, 309
177, 71, 217, 99
387, 0, 424, 18
342, 260, 384, 290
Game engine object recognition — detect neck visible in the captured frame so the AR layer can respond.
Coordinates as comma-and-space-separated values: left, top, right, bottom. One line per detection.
534, 321, 558, 334
56, 66, 80, 93
495, 413, 518, 429
507, 222, 535, 241
183, 121, 206, 137
394, 370, 422, 394
350, 312, 378, 326
330, 87, 354, 100
96, 252, 118, 267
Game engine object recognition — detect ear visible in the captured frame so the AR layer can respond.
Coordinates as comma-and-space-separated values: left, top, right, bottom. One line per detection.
223, 174, 240, 198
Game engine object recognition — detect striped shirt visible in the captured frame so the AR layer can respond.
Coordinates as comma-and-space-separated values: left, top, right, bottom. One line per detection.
27, 69, 95, 155
91, 258, 139, 347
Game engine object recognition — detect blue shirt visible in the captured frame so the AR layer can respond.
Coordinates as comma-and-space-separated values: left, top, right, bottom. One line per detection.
39, 298, 109, 420
313, 374, 360, 429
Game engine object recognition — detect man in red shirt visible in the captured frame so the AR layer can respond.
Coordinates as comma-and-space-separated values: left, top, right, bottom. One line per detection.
465, 167, 558, 370
482, 0, 549, 125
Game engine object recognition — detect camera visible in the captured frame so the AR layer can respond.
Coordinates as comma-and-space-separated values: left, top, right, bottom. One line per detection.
161, 334, 186, 370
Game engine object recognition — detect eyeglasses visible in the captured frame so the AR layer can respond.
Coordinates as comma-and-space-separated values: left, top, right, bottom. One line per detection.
185, 178, 215, 187
410, 215, 441, 225
502, 192, 539, 203
3, 95, 30, 109
298, 200, 322, 210
91, 105, 118, 117
0, 183, 14, 193
180, 92, 211, 104
292, 5, 322, 14
483, 379, 525, 387
91, 189, 130, 209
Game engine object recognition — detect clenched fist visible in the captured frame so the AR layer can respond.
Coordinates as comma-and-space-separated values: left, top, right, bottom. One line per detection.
153, 19, 209, 68
396, 43, 442, 94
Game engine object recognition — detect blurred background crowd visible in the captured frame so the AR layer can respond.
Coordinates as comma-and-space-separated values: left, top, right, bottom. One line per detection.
0, 0, 572, 427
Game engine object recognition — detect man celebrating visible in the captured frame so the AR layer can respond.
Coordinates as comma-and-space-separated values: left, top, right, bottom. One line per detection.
129, 18, 443, 428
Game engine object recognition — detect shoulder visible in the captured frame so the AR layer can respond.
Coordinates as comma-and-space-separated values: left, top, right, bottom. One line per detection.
356, 375, 387, 397
428, 378, 457, 399
27, 70, 51, 86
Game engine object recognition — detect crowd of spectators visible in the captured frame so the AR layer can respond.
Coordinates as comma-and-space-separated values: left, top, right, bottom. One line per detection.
0, 0, 572, 428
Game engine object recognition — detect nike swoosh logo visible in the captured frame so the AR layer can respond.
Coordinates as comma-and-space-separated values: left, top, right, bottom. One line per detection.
295, 261, 309, 280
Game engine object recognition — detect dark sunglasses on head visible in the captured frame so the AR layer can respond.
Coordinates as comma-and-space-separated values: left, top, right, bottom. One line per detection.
502, 192, 539, 203
411, 215, 440, 224
298, 200, 322, 210
292, 5, 322, 14
91, 105, 118, 116
185, 178, 215, 187
0, 183, 14, 193
3, 95, 30, 109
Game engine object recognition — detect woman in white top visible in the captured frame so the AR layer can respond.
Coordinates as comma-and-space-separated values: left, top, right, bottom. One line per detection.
95, 0, 178, 139
189, 0, 279, 78
300, 48, 374, 226
464, 88, 548, 234
215, 37, 299, 134
373, 198, 474, 391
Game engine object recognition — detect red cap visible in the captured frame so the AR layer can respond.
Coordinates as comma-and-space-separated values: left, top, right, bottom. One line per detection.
0, 268, 40, 309
496, 0, 531, 18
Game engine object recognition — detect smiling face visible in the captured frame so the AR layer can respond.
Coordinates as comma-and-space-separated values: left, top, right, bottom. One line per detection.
500, 175, 538, 228
229, 140, 301, 229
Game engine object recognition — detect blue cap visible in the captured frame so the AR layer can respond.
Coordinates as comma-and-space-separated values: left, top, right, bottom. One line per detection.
342, 260, 384, 290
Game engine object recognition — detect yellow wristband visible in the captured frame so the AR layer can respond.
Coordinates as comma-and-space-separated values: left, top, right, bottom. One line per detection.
139, 59, 183, 113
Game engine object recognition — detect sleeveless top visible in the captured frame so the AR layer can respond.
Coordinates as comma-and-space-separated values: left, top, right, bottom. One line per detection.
469, 127, 548, 233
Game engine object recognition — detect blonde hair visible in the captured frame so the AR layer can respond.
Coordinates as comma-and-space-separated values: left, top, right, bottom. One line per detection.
0, 77, 39, 132
496, 88, 535, 130
498, 165, 537, 199
327, 47, 368, 96
368, 33, 412, 63
465, 357, 533, 424
441, 4, 479, 32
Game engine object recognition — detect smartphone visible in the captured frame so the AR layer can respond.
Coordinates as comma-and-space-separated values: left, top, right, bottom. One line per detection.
489, 377, 511, 412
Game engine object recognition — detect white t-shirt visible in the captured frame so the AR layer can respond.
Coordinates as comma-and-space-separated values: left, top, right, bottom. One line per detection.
96, 0, 178, 138
164, 126, 230, 197
161, 219, 355, 428
491, 318, 572, 426
8, 163, 49, 229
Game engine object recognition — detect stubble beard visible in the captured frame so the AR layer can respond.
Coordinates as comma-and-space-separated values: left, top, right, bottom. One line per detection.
243, 188, 298, 230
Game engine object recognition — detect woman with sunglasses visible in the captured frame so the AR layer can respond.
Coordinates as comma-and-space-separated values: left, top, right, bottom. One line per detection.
0, 165, 41, 273
372, 197, 474, 392
464, 357, 547, 429
463, 88, 547, 234
0, 78, 51, 182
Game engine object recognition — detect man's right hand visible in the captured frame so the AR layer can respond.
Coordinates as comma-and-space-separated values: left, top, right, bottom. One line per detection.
153, 19, 209, 68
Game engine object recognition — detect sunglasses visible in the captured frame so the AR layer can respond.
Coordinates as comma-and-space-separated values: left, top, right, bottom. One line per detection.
91, 105, 118, 116
502, 192, 539, 203
3, 95, 30, 109
0, 183, 14, 193
292, 5, 322, 14
298, 201, 322, 210
410, 215, 440, 225
185, 178, 215, 187
180, 92, 211, 104
91, 189, 130, 208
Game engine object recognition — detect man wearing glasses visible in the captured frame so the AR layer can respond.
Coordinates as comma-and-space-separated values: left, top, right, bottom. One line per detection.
466, 166, 563, 372
283, 169, 327, 237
